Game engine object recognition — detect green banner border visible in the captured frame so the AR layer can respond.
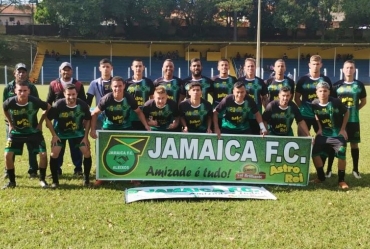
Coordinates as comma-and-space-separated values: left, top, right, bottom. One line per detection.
96, 131, 312, 186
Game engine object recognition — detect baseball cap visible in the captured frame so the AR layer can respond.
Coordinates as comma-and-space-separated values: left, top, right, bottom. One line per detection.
316, 82, 330, 89
15, 63, 27, 71
59, 62, 72, 70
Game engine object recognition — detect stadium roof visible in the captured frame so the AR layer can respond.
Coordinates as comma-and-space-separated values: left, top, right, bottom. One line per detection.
25, 37, 370, 47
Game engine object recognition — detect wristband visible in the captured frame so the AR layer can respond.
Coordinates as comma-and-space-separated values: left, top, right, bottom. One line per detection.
259, 122, 266, 131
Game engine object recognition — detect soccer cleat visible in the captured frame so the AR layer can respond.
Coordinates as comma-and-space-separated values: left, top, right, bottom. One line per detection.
51, 182, 59, 189
325, 171, 332, 178
131, 180, 141, 186
2, 182, 16, 189
338, 181, 349, 189
39, 180, 48, 188
310, 178, 324, 184
352, 171, 361, 179
83, 180, 90, 187
74, 171, 84, 177
29, 173, 38, 179
94, 180, 104, 187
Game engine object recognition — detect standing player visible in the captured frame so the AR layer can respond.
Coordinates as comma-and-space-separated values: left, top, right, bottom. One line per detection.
47, 62, 86, 176
265, 59, 295, 102
142, 86, 180, 131
90, 77, 150, 186
86, 58, 113, 130
262, 86, 310, 136
182, 58, 214, 103
86, 58, 113, 108
125, 59, 155, 130
238, 58, 269, 135
311, 82, 349, 189
328, 60, 367, 179
46, 84, 92, 188
179, 82, 212, 133
211, 59, 237, 127
90, 76, 150, 137
3, 63, 39, 178
295, 55, 332, 134
153, 59, 185, 104
3, 81, 50, 189
213, 81, 267, 138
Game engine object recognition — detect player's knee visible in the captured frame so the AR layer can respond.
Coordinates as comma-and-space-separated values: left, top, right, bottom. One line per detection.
39, 152, 47, 159
5, 152, 13, 161
50, 152, 59, 158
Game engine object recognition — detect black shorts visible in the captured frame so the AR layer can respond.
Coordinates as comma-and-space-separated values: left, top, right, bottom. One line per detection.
303, 118, 319, 133
346, 122, 360, 143
54, 137, 85, 149
131, 121, 146, 131
5, 132, 46, 155
312, 135, 346, 160
249, 119, 260, 135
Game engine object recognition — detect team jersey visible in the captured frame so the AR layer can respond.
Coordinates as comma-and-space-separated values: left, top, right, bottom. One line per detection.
142, 99, 179, 131
182, 76, 214, 103
126, 77, 155, 122
311, 97, 347, 137
237, 76, 268, 119
262, 100, 302, 136
98, 92, 138, 130
296, 74, 332, 119
332, 80, 367, 123
179, 98, 212, 132
3, 95, 48, 136
211, 75, 238, 107
86, 77, 112, 106
3, 80, 39, 102
153, 76, 184, 103
214, 94, 258, 131
47, 99, 91, 139
265, 76, 295, 102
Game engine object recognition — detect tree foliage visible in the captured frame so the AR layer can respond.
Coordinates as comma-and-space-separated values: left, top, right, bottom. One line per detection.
31, 0, 355, 40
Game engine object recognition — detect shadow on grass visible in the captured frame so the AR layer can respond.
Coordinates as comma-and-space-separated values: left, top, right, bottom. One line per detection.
12, 172, 370, 192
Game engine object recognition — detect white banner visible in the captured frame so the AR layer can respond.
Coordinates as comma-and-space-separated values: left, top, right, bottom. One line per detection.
125, 185, 277, 203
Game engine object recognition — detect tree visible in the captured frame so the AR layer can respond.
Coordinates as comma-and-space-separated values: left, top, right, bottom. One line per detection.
216, 0, 253, 41
341, 0, 370, 28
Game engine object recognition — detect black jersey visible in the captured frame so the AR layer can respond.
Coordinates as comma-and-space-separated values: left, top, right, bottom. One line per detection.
311, 97, 347, 137
332, 80, 367, 123
153, 76, 184, 103
47, 99, 91, 139
211, 75, 238, 107
142, 99, 179, 131
214, 94, 258, 131
237, 76, 268, 118
296, 74, 332, 118
125, 77, 155, 107
179, 98, 212, 132
262, 100, 302, 136
265, 76, 295, 102
98, 92, 138, 130
3, 95, 48, 136
182, 76, 214, 103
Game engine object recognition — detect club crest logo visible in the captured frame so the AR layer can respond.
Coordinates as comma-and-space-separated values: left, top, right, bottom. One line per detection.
102, 135, 149, 175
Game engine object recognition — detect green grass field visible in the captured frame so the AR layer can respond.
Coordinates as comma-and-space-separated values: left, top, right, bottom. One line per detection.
1, 85, 370, 248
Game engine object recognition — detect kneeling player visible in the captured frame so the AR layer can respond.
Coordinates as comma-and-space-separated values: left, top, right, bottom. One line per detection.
311, 82, 349, 189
